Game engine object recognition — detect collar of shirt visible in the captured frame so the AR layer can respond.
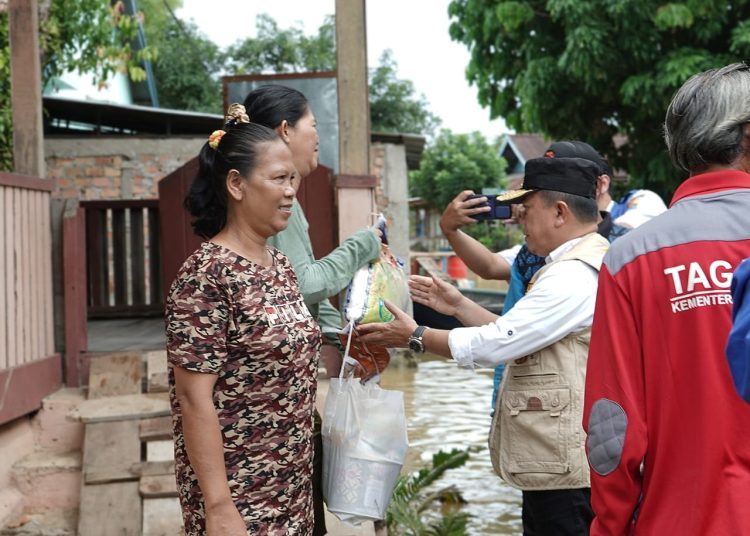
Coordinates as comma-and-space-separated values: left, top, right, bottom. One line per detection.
670, 169, 750, 207
545, 236, 586, 265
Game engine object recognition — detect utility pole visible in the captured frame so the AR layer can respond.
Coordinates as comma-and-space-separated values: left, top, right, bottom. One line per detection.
335, 0, 375, 241
8, 0, 45, 177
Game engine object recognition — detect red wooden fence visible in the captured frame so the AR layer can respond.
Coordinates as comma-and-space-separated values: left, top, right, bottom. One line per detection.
0, 172, 60, 424
80, 199, 162, 317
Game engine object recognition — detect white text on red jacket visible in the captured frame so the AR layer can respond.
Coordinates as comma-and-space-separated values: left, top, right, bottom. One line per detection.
663, 260, 733, 313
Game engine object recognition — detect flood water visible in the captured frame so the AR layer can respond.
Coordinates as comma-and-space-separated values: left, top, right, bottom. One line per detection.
379, 354, 523, 534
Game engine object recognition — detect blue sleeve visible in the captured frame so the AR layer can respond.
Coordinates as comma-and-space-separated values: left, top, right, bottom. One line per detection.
727, 258, 750, 403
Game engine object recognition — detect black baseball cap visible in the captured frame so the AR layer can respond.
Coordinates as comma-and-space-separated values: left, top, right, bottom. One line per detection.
544, 140, 612, 177
496, 157, 599, 203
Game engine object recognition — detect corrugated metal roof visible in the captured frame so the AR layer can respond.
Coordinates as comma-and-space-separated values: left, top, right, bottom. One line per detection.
43, 96, 224, 136
42, 97, 427, 170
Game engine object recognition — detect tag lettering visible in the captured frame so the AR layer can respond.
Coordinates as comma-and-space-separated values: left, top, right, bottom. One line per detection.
663, 260, 733, 313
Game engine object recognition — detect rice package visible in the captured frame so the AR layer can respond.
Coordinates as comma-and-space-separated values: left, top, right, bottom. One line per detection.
344, 244, 409, 324
338, 242, 409, 379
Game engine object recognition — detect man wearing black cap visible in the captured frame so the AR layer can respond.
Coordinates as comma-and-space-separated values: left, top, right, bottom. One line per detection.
545, 141, 666, 233
357, 157, 610, 535
439, 140, 665, 421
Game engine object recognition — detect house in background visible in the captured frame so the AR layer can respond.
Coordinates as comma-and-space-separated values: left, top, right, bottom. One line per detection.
497, 133, 550, 189
498, 132, 631, 183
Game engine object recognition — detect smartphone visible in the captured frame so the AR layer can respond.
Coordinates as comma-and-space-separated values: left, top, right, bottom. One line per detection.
467, 194, 512, 221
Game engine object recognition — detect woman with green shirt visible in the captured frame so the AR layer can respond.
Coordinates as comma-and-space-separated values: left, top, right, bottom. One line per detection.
243, 84, 380, 535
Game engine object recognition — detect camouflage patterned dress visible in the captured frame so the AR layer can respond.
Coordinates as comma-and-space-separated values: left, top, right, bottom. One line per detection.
166, 242, 321, 535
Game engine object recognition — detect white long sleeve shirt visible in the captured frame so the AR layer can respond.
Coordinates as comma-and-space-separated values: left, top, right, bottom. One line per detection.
448, 237, 599, 369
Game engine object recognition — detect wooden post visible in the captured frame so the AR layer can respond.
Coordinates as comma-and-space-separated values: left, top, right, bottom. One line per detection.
8, 0, 45, 177
335, 0, 375, 240
63, 203, 87, 386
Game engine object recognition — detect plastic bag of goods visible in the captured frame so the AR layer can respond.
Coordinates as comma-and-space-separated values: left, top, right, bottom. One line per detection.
322, 357, 409, 524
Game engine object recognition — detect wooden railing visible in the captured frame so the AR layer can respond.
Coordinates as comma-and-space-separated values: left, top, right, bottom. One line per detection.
0, 172, 61, 424
81, 199, 163, 317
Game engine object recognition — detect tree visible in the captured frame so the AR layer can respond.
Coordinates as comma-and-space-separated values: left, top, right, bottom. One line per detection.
410, 129, 506, 211
370, 50, 441, 136
225, 14, 336, 75
145, 10, 439, 135
0, 0, 157, 171
147, 18, 223, 113
447, 0, 750, 199
411, 129, 518, 251
137, 0, 224, 113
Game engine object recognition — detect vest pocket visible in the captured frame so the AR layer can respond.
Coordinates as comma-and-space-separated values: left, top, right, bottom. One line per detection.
502, 387, 571, 475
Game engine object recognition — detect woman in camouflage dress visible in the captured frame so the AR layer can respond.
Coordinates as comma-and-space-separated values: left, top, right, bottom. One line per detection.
166, 104, 321, 535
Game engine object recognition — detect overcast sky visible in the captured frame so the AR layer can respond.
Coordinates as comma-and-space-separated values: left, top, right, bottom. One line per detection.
176, 0, 509, 142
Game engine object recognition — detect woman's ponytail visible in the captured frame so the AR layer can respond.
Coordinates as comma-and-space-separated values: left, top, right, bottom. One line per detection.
184, 143, 227, 238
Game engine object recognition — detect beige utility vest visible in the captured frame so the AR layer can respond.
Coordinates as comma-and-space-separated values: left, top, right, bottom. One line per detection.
488, 232, 609, 491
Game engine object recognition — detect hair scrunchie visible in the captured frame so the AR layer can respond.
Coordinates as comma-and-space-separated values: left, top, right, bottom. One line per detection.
207, 103, 251, 149
208, 130, 225, 150
224, 103, 251, 127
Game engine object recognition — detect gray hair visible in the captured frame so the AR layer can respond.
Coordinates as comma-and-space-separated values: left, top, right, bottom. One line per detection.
665, 62, 750, 172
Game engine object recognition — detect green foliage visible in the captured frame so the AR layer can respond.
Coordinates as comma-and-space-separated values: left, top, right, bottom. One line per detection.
410, 129, 506, 211
0, 0, 157, 171
495, 2, 535, 31
41, 0, 157, 86
138, 0, 182, 42
387, 448, 471, 536
465, 221, 524, 253
370, 50, 442, 136
225, 14, 336, 74
448, 0, 747, 200
654, 4, 695, 30
142, 9, 440, 134
0, 14, 11, 171
148, 18, 223, 113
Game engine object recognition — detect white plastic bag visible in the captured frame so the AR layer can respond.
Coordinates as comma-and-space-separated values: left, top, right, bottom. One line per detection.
321, 358, 409, 524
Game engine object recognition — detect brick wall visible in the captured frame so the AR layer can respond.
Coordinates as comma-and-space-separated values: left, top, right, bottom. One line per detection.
45, 137, 402, 204
45, 137, 204, 200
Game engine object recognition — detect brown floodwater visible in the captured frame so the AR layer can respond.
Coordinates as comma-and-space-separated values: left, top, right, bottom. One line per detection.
379, 354, 523, 535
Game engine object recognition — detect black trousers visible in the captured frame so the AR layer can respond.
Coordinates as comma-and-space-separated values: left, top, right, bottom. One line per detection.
312, 410, 327, 536
521, 488, 593, 536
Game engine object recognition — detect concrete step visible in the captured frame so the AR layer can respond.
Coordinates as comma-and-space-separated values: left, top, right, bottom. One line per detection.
31, 389, 85, 453
0, 418, 34, 488
11, 450, 81, 516
0, 509, 77, 535
0, 488, 24, 532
